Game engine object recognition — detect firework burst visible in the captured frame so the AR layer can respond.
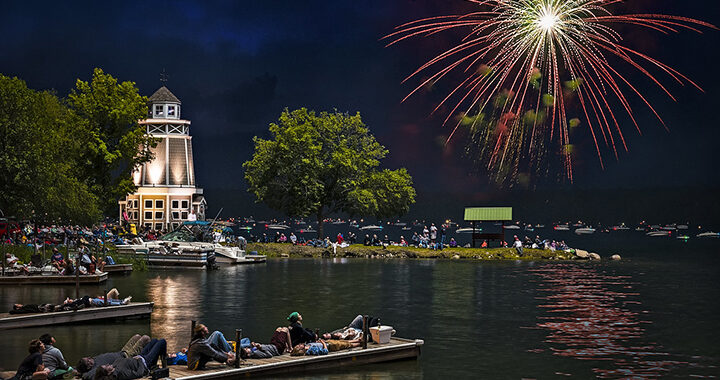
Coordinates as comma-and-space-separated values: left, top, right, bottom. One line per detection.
385, 0, 715, 183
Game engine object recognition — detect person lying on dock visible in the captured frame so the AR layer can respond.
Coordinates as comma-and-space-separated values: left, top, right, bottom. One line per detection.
5, 253, 30, 275
287, 312, 317, 345
39, 333, 73, 380
239, 327, 293, 359
9, 339, 51, 380
187, 324, 236, 370
91, 338, 166, 380
321, 315, 379, 341
290, 340, 328, 356
76, 335, 150, 380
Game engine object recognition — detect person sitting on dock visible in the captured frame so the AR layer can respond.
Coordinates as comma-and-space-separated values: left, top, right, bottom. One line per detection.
287, 312, 317, 345
10, 339, 51, 380
50, 249, 65, 271
187, 324, 236, 370
91, 338, 167, 380
290, 340, 328, 356
39, 334, 72, 380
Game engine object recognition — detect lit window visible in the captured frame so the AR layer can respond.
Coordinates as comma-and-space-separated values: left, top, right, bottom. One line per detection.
145, 211, 153, 220
145, 200, 153, 209
155, 200, 164, 209
181, 200, 189, 209
154, 105, 164, 117
167, 105, 176, 117
155, 211, 164, 220
171, 200, 179, 209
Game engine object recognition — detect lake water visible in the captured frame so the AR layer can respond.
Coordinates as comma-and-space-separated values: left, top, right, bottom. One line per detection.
1, 233, 719, 378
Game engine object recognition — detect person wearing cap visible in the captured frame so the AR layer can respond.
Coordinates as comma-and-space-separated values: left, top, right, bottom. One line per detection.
287, 312, 317, 345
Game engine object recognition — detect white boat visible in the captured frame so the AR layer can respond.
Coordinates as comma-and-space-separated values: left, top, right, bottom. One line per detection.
267, 224, 290, 230
677, 225, 689, 230
359, 225, 383, 231
298, 229, 317, 233
574, 228, 596, 235
504, 225, 520, 230
646, 230, 670, 237
455, 227, 480, 234
661, 225, 677, 231
697, 232, 719, 238
554, 225, 570, 231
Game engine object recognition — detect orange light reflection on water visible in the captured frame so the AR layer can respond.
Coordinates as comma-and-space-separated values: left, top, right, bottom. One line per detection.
146, 274, 203, 351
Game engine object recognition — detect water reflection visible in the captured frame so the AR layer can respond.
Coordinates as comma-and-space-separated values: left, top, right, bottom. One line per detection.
530, 264, 699, 378
147, 273, 204, 350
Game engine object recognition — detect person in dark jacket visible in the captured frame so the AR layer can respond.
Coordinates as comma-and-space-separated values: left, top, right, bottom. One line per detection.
287, 312, 317, 345
239, 327, 293, 359
76, 335, 150, 380
39, 333, 72, 379
186, 324, 235, 370
91, 339, 166, 380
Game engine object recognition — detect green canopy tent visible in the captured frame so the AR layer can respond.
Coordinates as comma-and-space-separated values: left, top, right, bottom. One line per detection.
464, 207, 512, 247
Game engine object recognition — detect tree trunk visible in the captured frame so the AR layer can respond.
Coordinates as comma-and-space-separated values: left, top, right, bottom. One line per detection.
316, 207, 324, 239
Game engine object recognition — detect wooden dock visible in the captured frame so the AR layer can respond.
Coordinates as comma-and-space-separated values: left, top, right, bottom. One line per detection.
170, 337, 423, 379
0, 302, 153, 330
0, 273, 108, 285
103, 263, 133, 273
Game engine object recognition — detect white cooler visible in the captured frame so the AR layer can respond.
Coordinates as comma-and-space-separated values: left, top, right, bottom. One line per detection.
369, 325, 393, 344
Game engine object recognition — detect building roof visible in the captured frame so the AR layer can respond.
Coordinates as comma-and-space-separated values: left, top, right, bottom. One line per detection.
148, 86, 181, 104
464, 207, 512, 221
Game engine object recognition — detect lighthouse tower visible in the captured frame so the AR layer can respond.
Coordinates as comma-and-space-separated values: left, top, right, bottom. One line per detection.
118, 86, 206, 232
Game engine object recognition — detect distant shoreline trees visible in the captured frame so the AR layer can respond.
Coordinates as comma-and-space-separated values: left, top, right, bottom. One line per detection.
244, 108, 416, 238
0, 68, 154, 224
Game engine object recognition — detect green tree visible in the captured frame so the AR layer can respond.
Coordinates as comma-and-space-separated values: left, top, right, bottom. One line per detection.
244, 108, 416, 238
0, 74, 99, 223
68, 68, 155, 214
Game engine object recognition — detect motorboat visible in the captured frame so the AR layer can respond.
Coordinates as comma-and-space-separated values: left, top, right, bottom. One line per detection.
504, 225, 521, 230
267, 224, 290, 230
359, 225, 383, 231
535, 224, 545, 229
574, 227, 596, 235
646, 230, 670, 237
117, 221, 265, 267
456, 227, 480, 234
554, 224, 570, 231
677, 225, 689, 230
697, 232, 719, 238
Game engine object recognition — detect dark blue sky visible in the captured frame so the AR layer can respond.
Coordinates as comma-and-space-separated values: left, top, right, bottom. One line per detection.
2, 0, 719, 213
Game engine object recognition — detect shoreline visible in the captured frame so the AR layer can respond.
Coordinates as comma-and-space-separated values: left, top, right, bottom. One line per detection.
247, 242, 589, 261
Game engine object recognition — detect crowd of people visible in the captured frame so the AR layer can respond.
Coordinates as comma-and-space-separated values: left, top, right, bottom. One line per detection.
7, 312, 386, 380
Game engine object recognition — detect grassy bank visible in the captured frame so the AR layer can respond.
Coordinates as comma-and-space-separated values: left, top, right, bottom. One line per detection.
247, 242, 576, 261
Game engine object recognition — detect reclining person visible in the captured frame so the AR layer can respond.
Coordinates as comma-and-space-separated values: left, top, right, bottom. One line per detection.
39, 333, 72, 380
90, 338, 166, 380
187, 324, 236, 370
290, 340, 328, 356
76, 335, 150, 380
239, 327, 292, 359
321, 315, 379, 341
10, 339, 50, 380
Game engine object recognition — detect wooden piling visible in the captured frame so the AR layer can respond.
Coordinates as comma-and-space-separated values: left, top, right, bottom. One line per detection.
234, 329, 241, 368
75, 251, 80, 300
191, 320, 196, 346
362, 315, 368, 349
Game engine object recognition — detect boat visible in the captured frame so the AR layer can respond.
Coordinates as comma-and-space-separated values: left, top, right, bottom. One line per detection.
635, 227, 646, 232
359, 225, 383, 231
676, 235, 690, 240
554, 224, 570, 231
697, 232, 719, 238
456, 227, 479, 234
401, 226, 412, 231
504, 225, 520, 230
677, 225, 689, 230
331, 220, 346, 225
298, 229, 317, 234
574, 227, 596, 235
535, 224, 545, 229
646, 230, 670, 237
267, 224, 290, 230
117, 221, 265, 267
661, 225, 677, 231
614, 223, 630, 231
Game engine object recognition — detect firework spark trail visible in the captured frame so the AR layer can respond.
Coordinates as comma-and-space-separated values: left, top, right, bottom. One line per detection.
384, 0, 715, 182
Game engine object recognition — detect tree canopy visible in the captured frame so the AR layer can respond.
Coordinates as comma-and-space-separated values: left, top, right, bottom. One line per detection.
244, 108, 416, 237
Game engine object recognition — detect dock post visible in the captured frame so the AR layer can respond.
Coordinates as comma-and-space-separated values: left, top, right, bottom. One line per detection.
1, 239, 5, 276
234, 329, 241, 368
75, 251, 80, 300
104, 288, 108, 306
190, 320, 196, 347
362, 315, 368, 349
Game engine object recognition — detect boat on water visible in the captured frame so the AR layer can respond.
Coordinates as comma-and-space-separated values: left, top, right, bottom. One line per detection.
677, 224, 689, 230
535, 224, 545, 229
554, 224, 570, 231
267, 224, 290, 230
401, 226, 412, 231
574, 227, 596, 235
359, 225, 383, 231
298, 229, 317, 234
646, 230, 670, 237
455, 227, 480, 234
504, 225, 520, 230
697, 232, 719, 238
117, 221, 265, 267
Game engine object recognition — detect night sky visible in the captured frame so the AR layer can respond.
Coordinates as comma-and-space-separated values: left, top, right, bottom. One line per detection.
2, 1, 719, 220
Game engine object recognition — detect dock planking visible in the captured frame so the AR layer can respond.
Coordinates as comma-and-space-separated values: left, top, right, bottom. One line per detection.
0, 302, 153, 329
170, 337, 423, 379
103, 264, 133, 273
0, 273, 108, 285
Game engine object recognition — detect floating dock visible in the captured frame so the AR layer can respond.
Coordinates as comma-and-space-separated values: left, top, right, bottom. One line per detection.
0, 302, 154, 330
0, 273, 108, 285
103, 264, 133, 273
170, 337, 423, 379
